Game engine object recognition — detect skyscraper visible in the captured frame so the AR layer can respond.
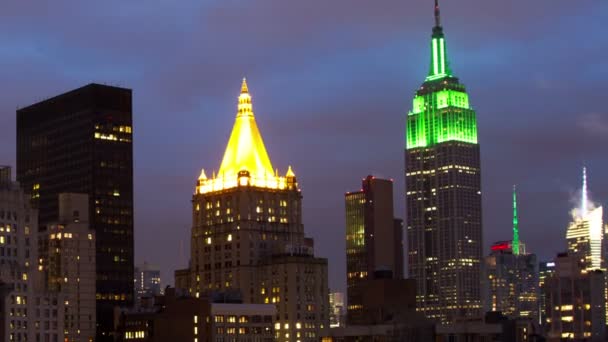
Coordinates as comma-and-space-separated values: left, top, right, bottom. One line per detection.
405, 0, 482, 323
484, 187, 538, 320
134, 262, 162, 301
16, 83, 134, 340
538, 261, 555, 325
544, 253, 606, 341
345, 176, 404, 323
329, 291, 345, 328
566, 167, 604, 271
183, 79, 328, 342
42, 193, 97, 341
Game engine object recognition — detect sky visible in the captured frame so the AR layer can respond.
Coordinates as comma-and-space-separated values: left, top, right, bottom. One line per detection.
0, 0, 607, 293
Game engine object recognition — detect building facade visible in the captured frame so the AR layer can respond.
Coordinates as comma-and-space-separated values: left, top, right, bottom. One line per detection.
181, 79, 329, 342
538, 261, 555, 326
17, 83, 134, 340
0, 166, 65, 342
41, 193, 96, 341
329, 292, 345, 328
345, 176, 403, 323
116, 288, 276, 342
544, 253, 605, 341
483, 187, 538, 320
566, 168, 604, 272
135, 262, 161, 301
405, 1, 482, 323
484, 243, 538, 319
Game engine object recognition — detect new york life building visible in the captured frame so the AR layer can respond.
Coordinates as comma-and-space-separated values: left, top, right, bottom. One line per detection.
405, 0, 483, 323
176, 80, 329, 342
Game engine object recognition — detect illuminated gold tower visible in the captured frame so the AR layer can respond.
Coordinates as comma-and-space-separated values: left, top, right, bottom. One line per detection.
184, 79, 329, 342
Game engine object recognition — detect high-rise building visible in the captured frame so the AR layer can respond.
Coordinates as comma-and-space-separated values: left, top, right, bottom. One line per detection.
344, 176, 404, 323
0, 166, 64, 342
544, 252, 605, 341
566, 167, 604, 271
329, 292, 345, 328
41, 193, 96, 341
16, 83, 134, 340
538, 261, 555, 325
405, 0, 482, 323
135, 262, 162, 301
182, 79, 329, 342
483, 187, 538, 319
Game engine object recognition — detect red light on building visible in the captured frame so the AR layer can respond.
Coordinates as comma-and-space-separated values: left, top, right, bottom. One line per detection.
491, 241, 512, 252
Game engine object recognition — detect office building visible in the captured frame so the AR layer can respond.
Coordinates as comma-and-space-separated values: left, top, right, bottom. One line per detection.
566, 167, 604, 271
538, 261, 555, 326
435, 312, 542, 342
484, 187, 538, 319
484, 243, 538, 319
180, 79, 329, 342
544, 252, 605, 341
115, 288, 276, 342
39, 193, 96, 341
329, 292, 345, 328
345, 176, 403, 323
135, 262, 162, 301
323, 276, 434, 342
17, 83, 134, 340
405, 0, 482, 323
0, 166, 65, 342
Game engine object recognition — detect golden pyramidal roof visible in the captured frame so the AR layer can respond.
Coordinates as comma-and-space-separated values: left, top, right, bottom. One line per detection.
218, 78, 275, 179
196, 79, 297, 194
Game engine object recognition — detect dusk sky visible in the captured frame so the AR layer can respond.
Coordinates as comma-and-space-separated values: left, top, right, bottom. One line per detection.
1, 1, 607, 293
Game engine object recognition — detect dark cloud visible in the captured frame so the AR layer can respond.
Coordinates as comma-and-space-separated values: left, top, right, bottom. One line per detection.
0, 0, 607, 293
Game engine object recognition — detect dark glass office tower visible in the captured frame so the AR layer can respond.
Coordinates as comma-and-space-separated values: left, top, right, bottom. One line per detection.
17, 83, 134, 340
405, 1, 482, 323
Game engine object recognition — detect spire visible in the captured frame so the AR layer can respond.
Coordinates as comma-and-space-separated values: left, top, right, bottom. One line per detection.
198, 168, 207, 180
434, 0, 441, 28
286, 165, 295, 178
218, 79, 275, 179
512, 185, 520, 255
241, 78, 249, 94
582, 166, 588, 217
426, 0, 452, 81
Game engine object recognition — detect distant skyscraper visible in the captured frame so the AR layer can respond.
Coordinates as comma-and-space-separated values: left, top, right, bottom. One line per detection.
345, 176, 403, 323
17, 83, 134, 340
405, 0, 482, 323
328, 292, 345, 328
483, 187, 538, 319
182, 79, 328, 342
566, 167, 604, 271
135, 262, 162, 300
538, 260, 555, 325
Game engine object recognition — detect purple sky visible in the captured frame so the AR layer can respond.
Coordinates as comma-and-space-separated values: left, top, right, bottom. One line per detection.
1, 1, 607, 293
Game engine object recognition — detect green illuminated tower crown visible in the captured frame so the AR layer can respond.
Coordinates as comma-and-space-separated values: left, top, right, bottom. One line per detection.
512, 185, 520, 255
406, 0, 478, 149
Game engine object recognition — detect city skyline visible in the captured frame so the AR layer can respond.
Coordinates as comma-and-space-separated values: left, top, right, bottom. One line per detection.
0, 1, 607, 295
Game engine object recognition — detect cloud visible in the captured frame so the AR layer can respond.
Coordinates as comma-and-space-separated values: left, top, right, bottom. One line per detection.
578, 113, 608, 137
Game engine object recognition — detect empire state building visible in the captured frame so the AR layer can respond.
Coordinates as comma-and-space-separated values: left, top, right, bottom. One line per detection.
405, 0, 483, 323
